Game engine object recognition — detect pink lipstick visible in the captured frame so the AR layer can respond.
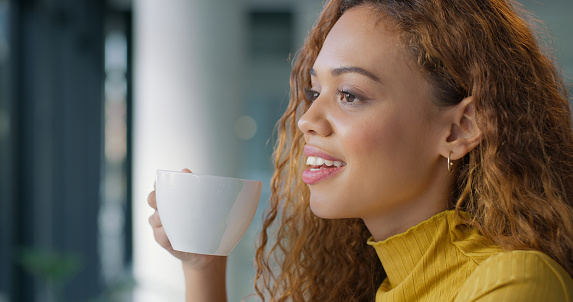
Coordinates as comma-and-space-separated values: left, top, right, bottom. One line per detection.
302, 146, 346, 185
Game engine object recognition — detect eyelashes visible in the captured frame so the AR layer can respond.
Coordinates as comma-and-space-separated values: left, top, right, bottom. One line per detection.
336, 89, 364, 103
303, 88, 366, 105
304, 88, 320, 103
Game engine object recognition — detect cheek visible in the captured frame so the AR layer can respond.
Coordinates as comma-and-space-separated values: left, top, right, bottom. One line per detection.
341, 115, 406, 195
349, 113, 404, 160
347, 111, 432, 186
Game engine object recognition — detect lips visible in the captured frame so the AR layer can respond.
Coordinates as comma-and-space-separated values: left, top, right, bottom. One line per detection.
302, 145, 346, 184
304, 145, 345, 162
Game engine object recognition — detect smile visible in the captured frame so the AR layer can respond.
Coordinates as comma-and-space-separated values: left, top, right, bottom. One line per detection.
306, 156, 345, 170
303, 156, 346, 184
302, 146, 347, 184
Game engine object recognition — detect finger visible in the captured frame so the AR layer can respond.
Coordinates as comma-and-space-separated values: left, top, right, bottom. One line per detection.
148, 211, 162, 228
147, 191, 157, 209
153, 226, 173, 250
182, 168, 191, 173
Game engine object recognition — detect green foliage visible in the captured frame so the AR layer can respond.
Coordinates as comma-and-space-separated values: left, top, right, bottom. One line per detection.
18, 247, 83, 285
17, 246, 135, 302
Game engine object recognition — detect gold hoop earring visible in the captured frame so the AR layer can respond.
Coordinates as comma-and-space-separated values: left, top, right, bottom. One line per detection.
448, 151, 454, 173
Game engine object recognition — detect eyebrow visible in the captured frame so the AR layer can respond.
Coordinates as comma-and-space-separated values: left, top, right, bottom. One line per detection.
309, 66, 380, 82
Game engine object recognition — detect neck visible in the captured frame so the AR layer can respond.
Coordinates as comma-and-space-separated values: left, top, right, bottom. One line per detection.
363, 200, 448, 242
363, 167, 452, 242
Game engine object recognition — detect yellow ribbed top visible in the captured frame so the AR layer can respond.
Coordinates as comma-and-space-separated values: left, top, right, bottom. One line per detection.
367, 210, 573, 301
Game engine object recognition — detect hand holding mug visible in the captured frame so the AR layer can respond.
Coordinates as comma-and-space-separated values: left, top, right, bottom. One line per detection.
148, 169, 220, 270
149, 168, 262, 265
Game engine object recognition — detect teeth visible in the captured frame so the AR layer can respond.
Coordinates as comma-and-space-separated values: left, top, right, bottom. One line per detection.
306, 156, 345, 168
306, 157, 317, 165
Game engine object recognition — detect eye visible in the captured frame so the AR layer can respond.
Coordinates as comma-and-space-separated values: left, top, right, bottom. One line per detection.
304, 88, 320, 103
336, 89, 363, 103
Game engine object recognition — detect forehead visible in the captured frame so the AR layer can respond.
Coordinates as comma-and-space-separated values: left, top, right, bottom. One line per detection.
313, 5, 408, 77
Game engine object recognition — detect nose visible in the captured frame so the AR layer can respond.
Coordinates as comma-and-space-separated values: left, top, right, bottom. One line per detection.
297, 96, 333, 137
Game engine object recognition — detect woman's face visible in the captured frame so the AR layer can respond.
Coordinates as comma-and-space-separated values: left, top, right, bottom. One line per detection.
298, 5, 452, 227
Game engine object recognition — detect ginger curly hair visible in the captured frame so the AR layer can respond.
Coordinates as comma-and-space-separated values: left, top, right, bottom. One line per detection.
254, 0, 573, 301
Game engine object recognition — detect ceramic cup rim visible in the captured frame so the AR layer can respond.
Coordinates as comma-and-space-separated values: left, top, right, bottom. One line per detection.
157, 169, 262, 184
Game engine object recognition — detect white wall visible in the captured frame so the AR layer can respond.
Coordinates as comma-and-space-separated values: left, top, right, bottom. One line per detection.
133, 0, 245, 300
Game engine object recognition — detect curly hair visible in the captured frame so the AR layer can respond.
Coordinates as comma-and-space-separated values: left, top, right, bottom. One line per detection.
254, 0, 573, 301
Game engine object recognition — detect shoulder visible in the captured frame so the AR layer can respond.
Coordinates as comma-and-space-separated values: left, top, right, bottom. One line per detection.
455, 250, 573, 302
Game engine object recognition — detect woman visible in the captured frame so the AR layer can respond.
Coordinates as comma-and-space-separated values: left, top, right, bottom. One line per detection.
148, 0, 573, 301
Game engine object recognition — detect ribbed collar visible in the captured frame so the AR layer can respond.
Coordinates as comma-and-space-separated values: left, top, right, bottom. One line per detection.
367, 210, 462, 288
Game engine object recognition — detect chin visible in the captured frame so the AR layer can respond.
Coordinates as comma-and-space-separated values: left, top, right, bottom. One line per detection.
309, 197, 330, 218
309, 197, 347, 219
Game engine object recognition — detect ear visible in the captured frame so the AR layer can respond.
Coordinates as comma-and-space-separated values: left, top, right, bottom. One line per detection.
440, 96, 482, 161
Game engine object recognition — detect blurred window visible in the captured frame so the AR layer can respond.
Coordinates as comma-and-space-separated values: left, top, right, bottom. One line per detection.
100, 9, 133, 293
248, 11, 293, 58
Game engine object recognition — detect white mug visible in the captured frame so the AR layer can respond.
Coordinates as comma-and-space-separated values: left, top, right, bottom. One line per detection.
155, 170, 262, 256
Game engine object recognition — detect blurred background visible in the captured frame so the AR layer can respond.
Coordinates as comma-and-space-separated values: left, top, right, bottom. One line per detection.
0, 0, 571, 301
